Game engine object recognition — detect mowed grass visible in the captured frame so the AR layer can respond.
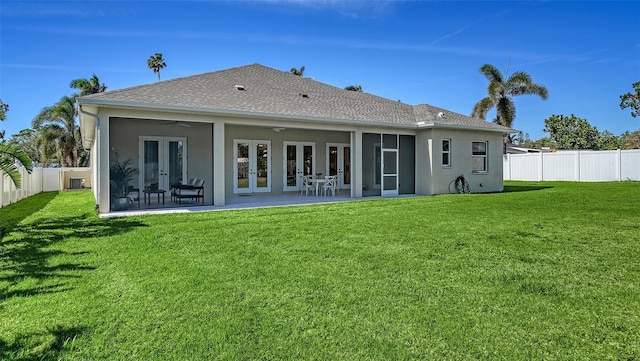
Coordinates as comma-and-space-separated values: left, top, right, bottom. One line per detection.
0, 182, 639, 360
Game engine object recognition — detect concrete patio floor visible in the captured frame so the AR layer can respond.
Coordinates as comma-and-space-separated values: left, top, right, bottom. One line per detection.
101, 192, 358, 218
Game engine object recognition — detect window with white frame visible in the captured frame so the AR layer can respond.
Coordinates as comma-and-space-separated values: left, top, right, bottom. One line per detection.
472, 141, 488, 173
442, 139, 451, 167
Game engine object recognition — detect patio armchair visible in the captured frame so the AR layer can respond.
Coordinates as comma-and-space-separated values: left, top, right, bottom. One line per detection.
172, 178, 205, 204
322, 175, 338, 196
301, 175, 316, 196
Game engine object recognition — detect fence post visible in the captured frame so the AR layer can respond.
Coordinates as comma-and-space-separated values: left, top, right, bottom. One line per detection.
538, 152, 543, 181
617, 149, 622, 181
575, 150, 581, 182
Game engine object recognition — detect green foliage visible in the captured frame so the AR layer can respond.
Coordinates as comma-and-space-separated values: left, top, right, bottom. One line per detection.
619, 81, 639, 117
620, 130, 640, 149
0, 99, 8, 122
344, 84, 363, 92
147, 53, 166, 81
290, 65, 305, 76
597, 130, 623, 150
0, 100, 34, 188
0, 142, 34, 188
472, 64, 548, 128
32, 95, 87, 167
70, 74, 107, 96
1, 183, 640, 359
9, 129, 44, 166
543, 114, 599, 150
109, 155, 138, 198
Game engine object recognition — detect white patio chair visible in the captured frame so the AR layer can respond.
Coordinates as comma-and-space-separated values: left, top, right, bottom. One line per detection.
301, 175, 316, 196
322, 176, 338, 196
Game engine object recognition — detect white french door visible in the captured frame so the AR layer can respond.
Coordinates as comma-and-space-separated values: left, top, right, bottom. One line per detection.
234, 140, 271, 193
139, 136, 187, 191
326, 143, 351, 190
283, 141, 315, 192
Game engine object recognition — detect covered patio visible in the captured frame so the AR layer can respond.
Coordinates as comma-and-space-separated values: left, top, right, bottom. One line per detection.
100, 191, 358, 218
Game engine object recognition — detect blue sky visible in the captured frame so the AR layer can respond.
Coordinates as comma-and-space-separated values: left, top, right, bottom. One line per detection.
1, 0, 639, 141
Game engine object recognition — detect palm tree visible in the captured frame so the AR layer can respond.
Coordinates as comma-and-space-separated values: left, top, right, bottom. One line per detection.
290, 65, 305, 76
32, 95, 84, 167
471, 63, 548, 128
70, 74, 107, 96
147, 53, 166, 81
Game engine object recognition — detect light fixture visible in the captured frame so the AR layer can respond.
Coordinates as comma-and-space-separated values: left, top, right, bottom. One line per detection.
272, 127, 285, 132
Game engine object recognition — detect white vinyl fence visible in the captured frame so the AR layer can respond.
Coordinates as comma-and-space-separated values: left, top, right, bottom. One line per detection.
504, 149, 640, 182
0, 166, 91, 208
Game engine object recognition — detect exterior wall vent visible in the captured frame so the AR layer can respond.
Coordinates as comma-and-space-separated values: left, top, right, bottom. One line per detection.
235, 85, 245, 91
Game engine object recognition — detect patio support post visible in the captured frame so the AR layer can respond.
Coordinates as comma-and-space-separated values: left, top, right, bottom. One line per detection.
98, 116, 110, 213
351, 129, 363, 198
213, 121, 225, 206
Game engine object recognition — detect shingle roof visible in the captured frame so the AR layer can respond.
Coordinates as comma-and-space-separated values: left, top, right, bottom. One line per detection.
80, 63, 511, 132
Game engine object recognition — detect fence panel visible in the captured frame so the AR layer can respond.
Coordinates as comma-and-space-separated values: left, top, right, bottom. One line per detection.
621, 150, 640, 181
508, 153, 541, 181
543, 151, 577, 181
504, 149, 640, 182
0, 166, 91, 209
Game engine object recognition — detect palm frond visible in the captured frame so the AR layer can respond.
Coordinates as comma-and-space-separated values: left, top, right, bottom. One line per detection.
479, 64, 503, 84
0, 142, 34, 188
495, 97, 516, 127
471, 97, 495, 119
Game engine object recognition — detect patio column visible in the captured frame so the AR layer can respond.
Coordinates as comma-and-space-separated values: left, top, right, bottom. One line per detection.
98, 116, 110, 213
213, 121, 225, 206
351, 129, 363, 198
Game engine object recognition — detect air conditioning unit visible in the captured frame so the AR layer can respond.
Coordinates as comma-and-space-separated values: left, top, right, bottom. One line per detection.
70, 178, 84, 189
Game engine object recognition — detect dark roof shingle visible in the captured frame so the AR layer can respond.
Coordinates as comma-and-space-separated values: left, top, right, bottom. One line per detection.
82, 63, 511, 131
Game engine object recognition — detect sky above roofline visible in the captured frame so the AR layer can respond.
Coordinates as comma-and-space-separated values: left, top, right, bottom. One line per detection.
1, 0, 639, 140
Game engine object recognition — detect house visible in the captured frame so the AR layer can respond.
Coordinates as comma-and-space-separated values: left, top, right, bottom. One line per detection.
77, 64, 511, 213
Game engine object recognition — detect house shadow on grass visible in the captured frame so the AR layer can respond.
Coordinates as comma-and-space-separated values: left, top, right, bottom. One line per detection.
0, 192, 57, 239
1, 192, 148, 358
1, 213, 147, 303
503, 184, 554, 193
0, 325, 87, 361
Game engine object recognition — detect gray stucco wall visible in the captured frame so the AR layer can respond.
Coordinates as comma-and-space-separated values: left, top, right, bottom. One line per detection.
224, 124, 350, 196
109, 117, 214, 204
428, 128, 504, 194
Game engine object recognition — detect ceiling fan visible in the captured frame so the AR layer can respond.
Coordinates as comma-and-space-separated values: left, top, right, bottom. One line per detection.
159, 120, 191, 128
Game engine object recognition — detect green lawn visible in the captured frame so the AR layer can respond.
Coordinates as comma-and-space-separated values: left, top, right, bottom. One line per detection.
1, 182, 639, 360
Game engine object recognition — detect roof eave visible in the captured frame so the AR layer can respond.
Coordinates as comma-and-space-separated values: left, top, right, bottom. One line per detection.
76, 97, 514, 132
418, 121, 514, 133
76, 98, 421, 129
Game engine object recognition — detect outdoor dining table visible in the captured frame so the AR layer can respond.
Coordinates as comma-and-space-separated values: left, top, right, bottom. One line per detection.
307, 178, 326, 196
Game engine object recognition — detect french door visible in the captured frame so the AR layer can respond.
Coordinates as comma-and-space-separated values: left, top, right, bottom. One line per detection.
234, 140, 271, 193
326, 143, 351, 190
283, 141, 315, 192
139, 136, 187, 191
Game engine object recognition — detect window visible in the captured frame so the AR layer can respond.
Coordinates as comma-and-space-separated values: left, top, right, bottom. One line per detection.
472, 141, 488, 173
442, 139, 451, 167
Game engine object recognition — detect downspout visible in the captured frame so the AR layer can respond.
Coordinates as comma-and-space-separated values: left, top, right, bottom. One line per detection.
78, 104, 98, 150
